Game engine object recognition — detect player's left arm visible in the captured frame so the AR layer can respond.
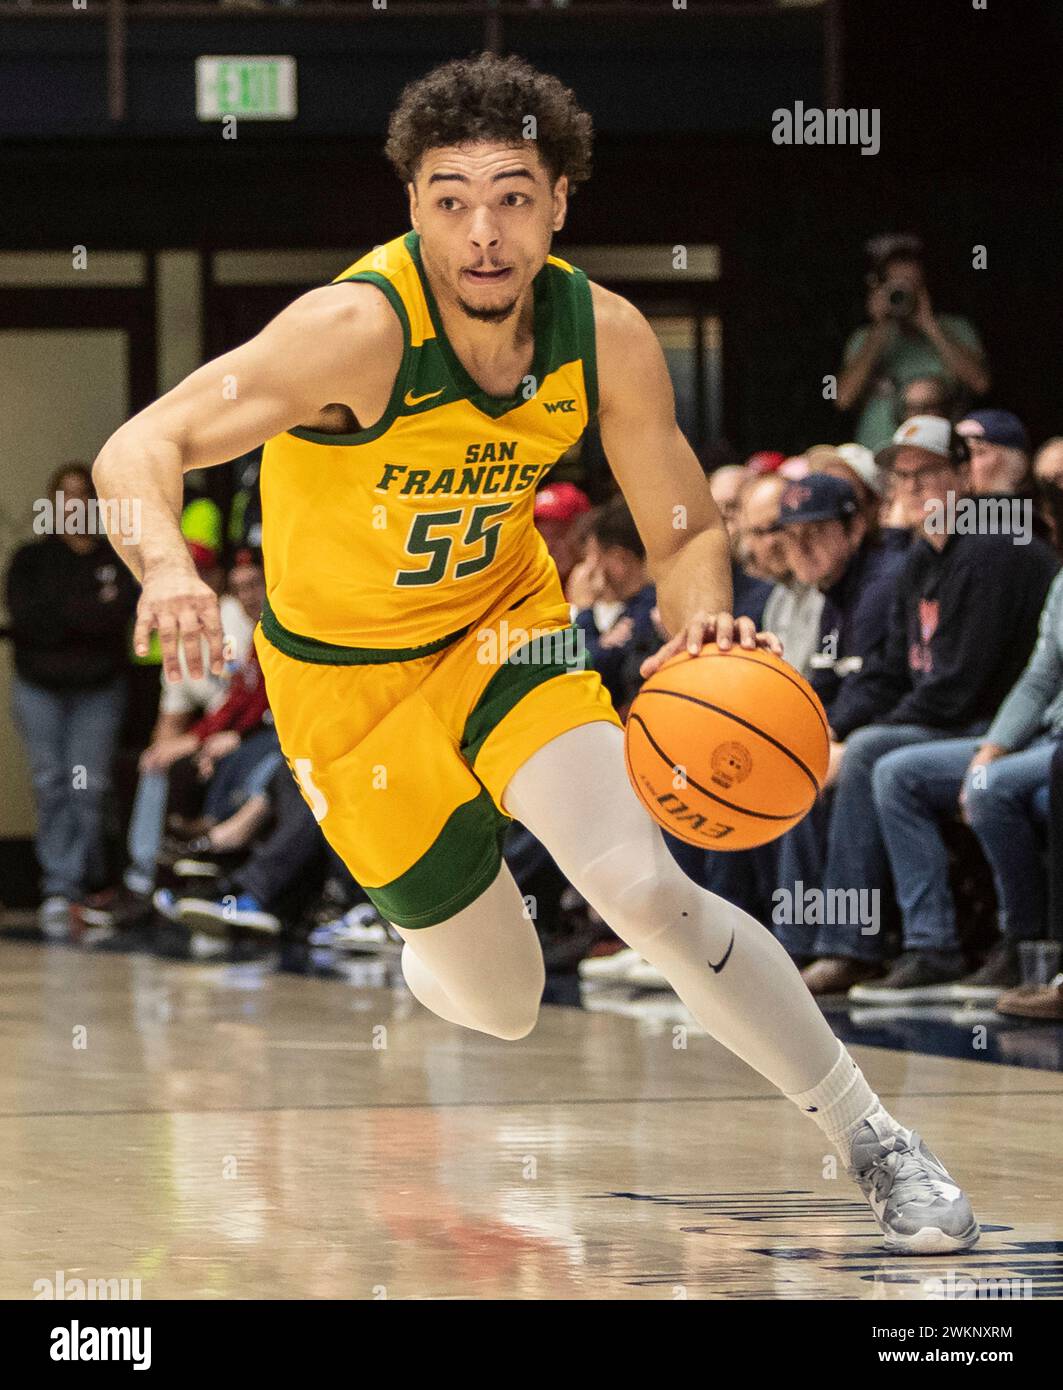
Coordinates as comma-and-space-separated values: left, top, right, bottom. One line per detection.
592, 283, 781, 677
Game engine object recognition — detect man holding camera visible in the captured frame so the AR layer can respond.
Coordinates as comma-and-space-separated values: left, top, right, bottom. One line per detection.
836, 239, 989, 453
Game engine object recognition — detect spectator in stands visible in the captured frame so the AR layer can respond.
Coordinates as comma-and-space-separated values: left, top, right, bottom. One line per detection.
836, 235, 989, 453
1034, 437, 1063, 490
806, 442, 884, 535
778, 455, 811, 481
708, 464, 746, 531
5, 463, 138, 938
1033, 437, 1063, 554
770, 475, 907, 961
739, 474, 824, 678
571, 496, 656, 715
109, 546, 259, 926
956, 408, 1031, 495
896, 373, 958, 425
995, 739, 1063, 1020
796, 416, 1058, 995
710, 466, 772, 627
149, 554, 280, 872
174, 762, 362, 943
745, 450, 785, 476
533, 481, 591, 593
849, 569, 1063, 1000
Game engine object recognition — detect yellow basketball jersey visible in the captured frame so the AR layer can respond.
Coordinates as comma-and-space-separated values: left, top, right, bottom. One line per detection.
259, 230, 597, 659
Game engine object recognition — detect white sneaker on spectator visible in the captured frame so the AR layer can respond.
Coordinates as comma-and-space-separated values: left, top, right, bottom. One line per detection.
578, 946, 642, 982
625, 958, 671, 990
311, 903, 401, 956
177, 894, 280, 937
38, 896, 72, 941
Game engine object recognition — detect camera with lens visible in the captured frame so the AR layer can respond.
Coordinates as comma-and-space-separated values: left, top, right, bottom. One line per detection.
884, 282, 916, 319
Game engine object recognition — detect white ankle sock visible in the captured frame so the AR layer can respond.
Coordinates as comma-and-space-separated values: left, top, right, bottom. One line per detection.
786, 1043, 885, 1166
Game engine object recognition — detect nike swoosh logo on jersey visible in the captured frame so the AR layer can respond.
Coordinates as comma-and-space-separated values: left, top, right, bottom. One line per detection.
404, 387, 445, 406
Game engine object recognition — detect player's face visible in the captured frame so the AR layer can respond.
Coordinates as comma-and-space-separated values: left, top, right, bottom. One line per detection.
409, 142, 567, 323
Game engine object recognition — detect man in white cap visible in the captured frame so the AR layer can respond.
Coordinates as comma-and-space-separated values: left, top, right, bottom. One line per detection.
807, 443, 885, 533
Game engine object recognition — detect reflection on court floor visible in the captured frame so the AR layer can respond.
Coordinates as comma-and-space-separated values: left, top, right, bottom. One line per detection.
2, 940, 1061, 1300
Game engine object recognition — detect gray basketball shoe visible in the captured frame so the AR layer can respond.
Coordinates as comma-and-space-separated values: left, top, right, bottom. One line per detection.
847, 1111, 980, 1253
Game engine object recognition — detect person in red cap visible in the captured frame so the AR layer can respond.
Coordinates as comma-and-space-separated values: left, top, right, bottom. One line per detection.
745, 450, 785, 475
533, 481, 591, 592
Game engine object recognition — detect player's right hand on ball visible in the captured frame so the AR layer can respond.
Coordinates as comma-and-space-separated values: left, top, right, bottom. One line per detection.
134, 563, 225, 683
639, 612, 783, 679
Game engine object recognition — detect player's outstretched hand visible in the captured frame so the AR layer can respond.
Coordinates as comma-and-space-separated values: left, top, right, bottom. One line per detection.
134, 563, 225, 683
638, 611, 783, 679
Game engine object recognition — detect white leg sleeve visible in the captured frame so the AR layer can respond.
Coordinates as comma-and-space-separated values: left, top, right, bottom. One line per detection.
503, 721, 845, 1094
395, 860, 545, 1041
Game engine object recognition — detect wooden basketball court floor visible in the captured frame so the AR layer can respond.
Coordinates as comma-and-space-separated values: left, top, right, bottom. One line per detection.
2, 938, 1062, 1301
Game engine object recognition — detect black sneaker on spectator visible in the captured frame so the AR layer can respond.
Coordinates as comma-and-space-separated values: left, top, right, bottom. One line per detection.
947, 940, 1021, 1001
114, 886, 157, 930
848, 950, 967, 1004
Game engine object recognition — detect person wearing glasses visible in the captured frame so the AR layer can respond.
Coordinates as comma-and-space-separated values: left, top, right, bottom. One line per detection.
796, 417, 1058, 996
738, 472, 824, 681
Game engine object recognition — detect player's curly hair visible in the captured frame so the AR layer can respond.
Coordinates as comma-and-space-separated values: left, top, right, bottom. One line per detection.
384, 51, 594, 193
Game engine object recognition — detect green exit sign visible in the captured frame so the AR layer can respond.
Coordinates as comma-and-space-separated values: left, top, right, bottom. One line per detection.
196, 56, 297, 121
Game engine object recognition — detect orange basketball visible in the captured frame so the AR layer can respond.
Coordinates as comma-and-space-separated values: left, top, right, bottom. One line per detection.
624, 644, 830, 851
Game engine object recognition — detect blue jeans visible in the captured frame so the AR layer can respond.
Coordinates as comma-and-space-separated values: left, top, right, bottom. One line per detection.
873, 735, 1057, 949
202, 727, 284, 821
124, 769, 169, 895
666, 832, 776, 919
11, 674, 126, 900
783, 721, 987, 962
962, 736, 1057, 941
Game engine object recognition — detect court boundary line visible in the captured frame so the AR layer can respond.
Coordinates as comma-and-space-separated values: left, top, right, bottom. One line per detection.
3, 1087, 1062, 1121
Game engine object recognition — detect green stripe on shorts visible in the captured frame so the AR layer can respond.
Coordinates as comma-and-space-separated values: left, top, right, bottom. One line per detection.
461, 625, 586, 767
364, 787, 511, 929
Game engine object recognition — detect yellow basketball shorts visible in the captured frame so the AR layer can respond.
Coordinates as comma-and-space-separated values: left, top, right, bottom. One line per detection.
255, 575, 620, 929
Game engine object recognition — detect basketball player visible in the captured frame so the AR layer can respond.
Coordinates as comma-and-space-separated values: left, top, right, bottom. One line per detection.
93, 53, 977, 1253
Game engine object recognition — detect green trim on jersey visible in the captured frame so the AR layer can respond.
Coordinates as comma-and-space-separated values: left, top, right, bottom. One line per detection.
260, 596, 469, 665
286, 271, 412, 446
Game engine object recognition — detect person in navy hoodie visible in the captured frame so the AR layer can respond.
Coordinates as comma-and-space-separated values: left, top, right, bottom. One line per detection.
769, 474, 908, 961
